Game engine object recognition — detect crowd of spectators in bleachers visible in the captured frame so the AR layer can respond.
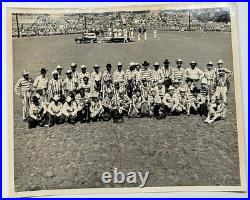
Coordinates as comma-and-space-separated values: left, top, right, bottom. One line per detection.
12, 9, 231, 38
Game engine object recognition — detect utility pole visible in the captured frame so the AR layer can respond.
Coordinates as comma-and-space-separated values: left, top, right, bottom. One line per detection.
15, 13, 20, 38
188, 11, 191, 31
84, 15, 87, 29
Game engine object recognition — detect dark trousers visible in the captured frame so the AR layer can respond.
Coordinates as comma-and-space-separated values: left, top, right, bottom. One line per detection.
48, 114, 65, 127
164, 78, 172, 90
28, 116, 45, 129
77, 106, 90, 123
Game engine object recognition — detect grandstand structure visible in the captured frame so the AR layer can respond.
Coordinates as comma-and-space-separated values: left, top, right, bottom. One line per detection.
12, 8, 231, 38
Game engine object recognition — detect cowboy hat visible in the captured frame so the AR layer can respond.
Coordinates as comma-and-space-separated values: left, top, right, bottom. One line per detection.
217, 59, 224, 64
93, 64, 100, 68
142, 61, 150, 66
154, 62, 160, 66
71, 63, 77, 67
106, 63, 112, 68
56, 65, 63, 69
21, 70, 29, 75
117, 62, 123, 66
66, 69, 72, 74
207, 61, 213, 66
52, 70, 59, 75
176, 59, 183, 63
163, 59, 170, 64
80, 65, 87, 69
190, 61, 197, 65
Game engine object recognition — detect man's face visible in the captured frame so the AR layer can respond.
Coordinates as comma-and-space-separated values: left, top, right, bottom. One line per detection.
107, 66, 112, 72
154, 65, 160, 70
79, 89, 85, 96
83, 78, 89, 84
151, 91, 156, 97
207, 65, 213, 71
71, 66, 76, 71
144, 65, 148, 70
114, 83, 119, 89
177, 62, 182, 67
136, 91, 141, 97
23, 74, 29, 80
67, 73, 72, 79
41, 71, 46, 77
218, 63, 223, 68
53, 74, 58, 80
142, 80, 147, 86
180, 91, 185, 97
81, 68, 86, 73
187, 81, 192, 87
169, 90, 174, 95
57, 69, 62, 74
158, 83, 163, 89
201, 83, 206, 88
164, 63, 169, 68
191, 64, 196, 69
94, 68, 99, 73
118, 65, 122, 71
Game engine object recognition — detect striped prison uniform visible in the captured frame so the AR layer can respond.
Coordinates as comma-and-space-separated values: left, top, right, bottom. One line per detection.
14, 77, 33, 120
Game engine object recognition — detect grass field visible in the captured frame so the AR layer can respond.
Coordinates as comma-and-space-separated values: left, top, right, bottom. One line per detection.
12, 31, 240, 192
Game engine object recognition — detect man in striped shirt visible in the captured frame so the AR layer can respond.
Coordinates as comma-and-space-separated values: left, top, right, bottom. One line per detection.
161, 59, 173, 89
56, 65, 64, 80
171, 59, 186, 85
78, 65, 90, 84
63, 69, 78, 97
151, 62, 164, 87
102, 63, 112, 85
33, 68, 49, 95
113, 62, 126, 90
47, 70, 63, 101
70, 63, 79, 79
91, 64, 102, 84
14, 70, 34, 121
140, 61, 151, 82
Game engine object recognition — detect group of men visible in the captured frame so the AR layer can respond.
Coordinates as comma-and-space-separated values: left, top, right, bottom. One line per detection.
14, 58, 232, 128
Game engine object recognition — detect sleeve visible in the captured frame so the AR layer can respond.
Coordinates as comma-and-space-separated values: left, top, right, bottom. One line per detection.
14, 79, 21, 95
198, 69, 204, 79
62, 103, 68, 116
47, 103, 53, 115
33, 77, 39, 88
29, 105, 36, 119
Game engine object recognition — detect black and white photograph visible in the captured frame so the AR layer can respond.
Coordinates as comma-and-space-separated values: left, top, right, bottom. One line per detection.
5, 3, 247, 197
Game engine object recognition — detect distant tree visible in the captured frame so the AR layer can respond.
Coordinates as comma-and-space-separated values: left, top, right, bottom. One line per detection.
214, 10, 231, 23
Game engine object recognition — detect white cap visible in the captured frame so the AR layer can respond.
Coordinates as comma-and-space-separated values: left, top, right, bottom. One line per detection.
207, 61, 213, 66
129, 62, 135, 66
81, 65, 87, 69
93, 64, 100, 68
218, 59, 224, 64
71, 63, 77, 67
21, 70, 29, 75
66, 69, 72, 74
154, 62, 160, 66
176, 58, 183, 63
56, 65, 63, 69
52, 70, 59, 75
117, 62, 123, 66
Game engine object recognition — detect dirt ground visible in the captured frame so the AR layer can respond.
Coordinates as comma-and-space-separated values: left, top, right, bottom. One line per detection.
12, 31, 240, 192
